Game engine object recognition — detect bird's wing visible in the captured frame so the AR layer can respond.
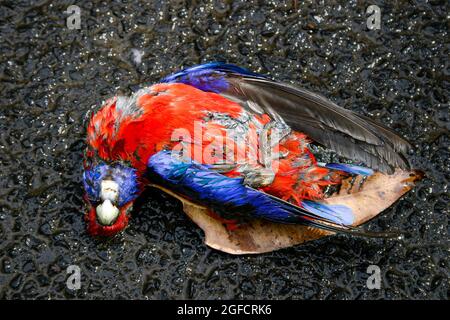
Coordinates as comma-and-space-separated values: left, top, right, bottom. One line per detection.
161, 62, 411, 173
146, 150, 397, 238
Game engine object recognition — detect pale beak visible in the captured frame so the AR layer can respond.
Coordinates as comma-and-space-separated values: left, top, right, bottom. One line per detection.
96, 199, 120, 226
96, 180, 120, 226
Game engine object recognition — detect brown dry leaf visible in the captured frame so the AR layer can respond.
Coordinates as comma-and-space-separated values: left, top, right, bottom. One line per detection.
148, 169, 423, 255
322, 169, 423, 226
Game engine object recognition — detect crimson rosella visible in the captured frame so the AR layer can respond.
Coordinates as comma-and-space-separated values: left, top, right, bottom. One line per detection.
83, 63, 412, 238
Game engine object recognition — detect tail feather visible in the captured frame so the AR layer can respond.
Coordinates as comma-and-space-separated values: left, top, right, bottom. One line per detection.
318, 162, 374, 176
254, 188, 400, 239
301, 200, 354, 226
298, 218, 401, 239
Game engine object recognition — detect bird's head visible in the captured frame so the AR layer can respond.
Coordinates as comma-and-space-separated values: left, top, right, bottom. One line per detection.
82, 162, 141, 236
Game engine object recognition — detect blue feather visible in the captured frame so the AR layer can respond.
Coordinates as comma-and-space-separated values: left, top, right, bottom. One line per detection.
111, 165, 140, 206
161, 62, 265, 93
318, 162, 374, 176
147, 151, 354, 227
301, 200, 354, 226
83, 164, 109, 203
146, 151, 403, 238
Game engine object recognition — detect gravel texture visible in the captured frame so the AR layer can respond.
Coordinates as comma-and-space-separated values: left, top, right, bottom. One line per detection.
0, 0, 448, 299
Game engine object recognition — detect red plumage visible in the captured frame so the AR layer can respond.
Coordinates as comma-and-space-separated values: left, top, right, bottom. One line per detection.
83, 64, 416, 241
87, 83, 340, 209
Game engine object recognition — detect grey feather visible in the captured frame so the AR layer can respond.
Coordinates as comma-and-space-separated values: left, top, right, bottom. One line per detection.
221, 75, 411, 173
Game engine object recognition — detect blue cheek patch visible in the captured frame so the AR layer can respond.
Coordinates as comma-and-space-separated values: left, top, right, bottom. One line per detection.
83, 164, 140, 206
111, 165, 140, 206
83, 164, 109, 203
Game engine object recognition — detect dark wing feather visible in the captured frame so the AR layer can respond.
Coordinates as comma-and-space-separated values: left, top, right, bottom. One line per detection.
162, 63, 411, 173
